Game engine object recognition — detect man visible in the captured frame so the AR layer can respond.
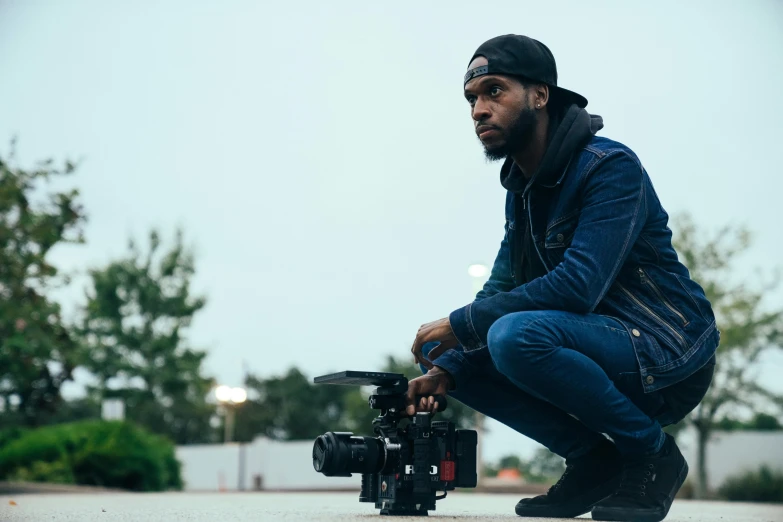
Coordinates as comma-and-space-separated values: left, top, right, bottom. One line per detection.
406, 34, 718, 522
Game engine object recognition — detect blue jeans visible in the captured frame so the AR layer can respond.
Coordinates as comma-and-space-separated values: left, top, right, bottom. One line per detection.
420, 311, 679, 459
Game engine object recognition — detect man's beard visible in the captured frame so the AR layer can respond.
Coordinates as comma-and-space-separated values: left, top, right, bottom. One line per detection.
481, 105, 538, 162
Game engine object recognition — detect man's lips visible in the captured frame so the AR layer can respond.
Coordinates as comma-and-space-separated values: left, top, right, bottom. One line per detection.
476, 125, 500, 139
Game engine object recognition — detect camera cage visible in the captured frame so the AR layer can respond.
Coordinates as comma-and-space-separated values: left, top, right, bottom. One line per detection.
312, 370, 476, 516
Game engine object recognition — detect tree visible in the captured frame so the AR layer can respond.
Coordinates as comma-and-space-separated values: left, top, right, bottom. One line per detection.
0, 141, 87, 426
234, 367, 356, 442
524, 446, 566, 481
483, 454, 524, 478
714, 412, 782, 431
80, 228, 216, 444
670, 213, 783, 498
483, 448, 565, 484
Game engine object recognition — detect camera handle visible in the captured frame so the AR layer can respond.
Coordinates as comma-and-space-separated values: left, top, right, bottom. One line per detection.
412, 394, 448, 413
368, 393, 447, 416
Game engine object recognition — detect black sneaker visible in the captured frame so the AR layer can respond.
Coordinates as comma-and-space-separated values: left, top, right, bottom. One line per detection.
591, 433, 688, 522
515, 439, 623, 518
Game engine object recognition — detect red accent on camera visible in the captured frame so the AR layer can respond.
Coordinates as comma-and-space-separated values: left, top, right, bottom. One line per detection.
440, 460, 455, 481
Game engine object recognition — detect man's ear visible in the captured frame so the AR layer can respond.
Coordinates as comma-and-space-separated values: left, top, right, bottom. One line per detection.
533, 84, 550, 110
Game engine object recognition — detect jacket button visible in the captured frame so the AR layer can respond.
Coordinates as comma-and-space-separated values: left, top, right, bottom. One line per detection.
646, 375, 655, 385
556, 233, 564, 242
631, 329, 641, 337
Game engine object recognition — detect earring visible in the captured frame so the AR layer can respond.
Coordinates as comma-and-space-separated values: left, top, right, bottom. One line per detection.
536, 103, 540, 108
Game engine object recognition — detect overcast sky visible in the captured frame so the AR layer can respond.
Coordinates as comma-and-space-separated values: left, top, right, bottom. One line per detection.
1, 0, 782, 461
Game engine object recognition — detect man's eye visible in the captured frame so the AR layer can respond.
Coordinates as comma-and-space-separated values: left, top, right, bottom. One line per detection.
466, 96, 476, 106
490, 86, 502, 96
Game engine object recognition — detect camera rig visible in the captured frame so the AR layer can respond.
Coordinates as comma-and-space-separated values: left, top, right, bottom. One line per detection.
312, 370, 477, 516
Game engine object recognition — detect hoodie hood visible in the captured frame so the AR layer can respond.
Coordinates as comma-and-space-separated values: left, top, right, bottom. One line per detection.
500, 104, 604, 194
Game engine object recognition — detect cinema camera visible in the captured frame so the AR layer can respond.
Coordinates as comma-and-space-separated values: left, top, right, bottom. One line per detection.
311, 370, 477, 516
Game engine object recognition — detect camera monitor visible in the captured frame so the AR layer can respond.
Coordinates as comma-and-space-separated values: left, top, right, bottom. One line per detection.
314, 370, 406, 388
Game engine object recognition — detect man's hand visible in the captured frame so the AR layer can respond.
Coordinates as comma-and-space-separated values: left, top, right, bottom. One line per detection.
411, 317, 458, 370
405, 367, 455, 416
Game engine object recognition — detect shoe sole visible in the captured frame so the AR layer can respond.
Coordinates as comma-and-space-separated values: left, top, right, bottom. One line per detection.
591, 459, 689, 522
516, 477, 622, 518
515, 504, 598, 518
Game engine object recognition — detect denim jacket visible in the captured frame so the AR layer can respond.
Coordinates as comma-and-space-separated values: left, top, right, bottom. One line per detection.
444, 136, 719, 394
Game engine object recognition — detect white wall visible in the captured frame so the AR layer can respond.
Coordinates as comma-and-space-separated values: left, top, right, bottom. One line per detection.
176, 443, 241, 491
248, 438, 360, 490
679, 430, 783, 489
176, 437, 360, 492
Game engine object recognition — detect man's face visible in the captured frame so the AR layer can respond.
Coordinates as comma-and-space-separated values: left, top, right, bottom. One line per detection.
464, 56, 538, 161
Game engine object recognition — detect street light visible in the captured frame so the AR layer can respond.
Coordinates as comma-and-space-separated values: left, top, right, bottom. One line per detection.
215, 385, 247, 443
467, 263, 489, 279
467, 263, 490, 486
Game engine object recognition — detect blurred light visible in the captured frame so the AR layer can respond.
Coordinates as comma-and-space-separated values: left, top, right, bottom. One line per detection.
215, 385, 232, 403
468, 264, 489, 278
230, 387, 247, 404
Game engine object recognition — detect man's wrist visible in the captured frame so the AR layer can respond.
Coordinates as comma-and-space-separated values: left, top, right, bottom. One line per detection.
429, 365, 456, 390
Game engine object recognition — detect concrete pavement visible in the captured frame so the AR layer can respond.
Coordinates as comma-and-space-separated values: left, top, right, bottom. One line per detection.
1, 491, 781, 521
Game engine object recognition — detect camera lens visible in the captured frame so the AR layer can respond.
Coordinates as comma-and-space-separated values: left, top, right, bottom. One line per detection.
312, 432, 384, 477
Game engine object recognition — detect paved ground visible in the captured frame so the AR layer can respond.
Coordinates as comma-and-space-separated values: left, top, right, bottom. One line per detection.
1, 492, 781, 521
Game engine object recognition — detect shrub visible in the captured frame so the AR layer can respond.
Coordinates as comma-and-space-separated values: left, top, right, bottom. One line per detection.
10, 460, 75, 484
0, 426, 29, 448
0, 420, 182, 491
718, 465, 783, 503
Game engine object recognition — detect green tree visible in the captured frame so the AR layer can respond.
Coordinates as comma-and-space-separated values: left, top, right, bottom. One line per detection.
747, 412, 782, 430
670, 213, 783, 498
0, 142, 87, 426
484, 448, 565, 484
235, 367, 356, 442
80, 228, 215, 444
498, 454, 524, 471
714, 412, 782, 431
523, 447, 565, 482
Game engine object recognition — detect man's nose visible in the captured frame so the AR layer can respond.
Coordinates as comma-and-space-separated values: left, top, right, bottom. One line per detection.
472, 98, 491, 122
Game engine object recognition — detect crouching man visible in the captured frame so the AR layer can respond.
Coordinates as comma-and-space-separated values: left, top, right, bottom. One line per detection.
406, 34, 717, 522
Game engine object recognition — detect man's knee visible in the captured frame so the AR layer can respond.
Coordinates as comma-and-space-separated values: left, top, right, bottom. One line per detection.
488, 312, 554, 369
487, 314, 518, 367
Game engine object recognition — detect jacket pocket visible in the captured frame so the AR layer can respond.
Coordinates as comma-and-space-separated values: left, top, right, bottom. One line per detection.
544, 213, 578, 266
637, 266, 689, 327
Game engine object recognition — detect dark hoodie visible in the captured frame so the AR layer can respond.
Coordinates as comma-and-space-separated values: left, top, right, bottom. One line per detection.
500, 104, 604, 285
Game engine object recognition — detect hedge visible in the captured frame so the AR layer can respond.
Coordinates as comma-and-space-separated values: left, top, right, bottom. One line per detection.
0, 420, 182, 491
718, 465, 783, 503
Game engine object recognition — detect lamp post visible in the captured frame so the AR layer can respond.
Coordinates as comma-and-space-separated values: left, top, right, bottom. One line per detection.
467, 263, 490, 486
215, 385, 247, 443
